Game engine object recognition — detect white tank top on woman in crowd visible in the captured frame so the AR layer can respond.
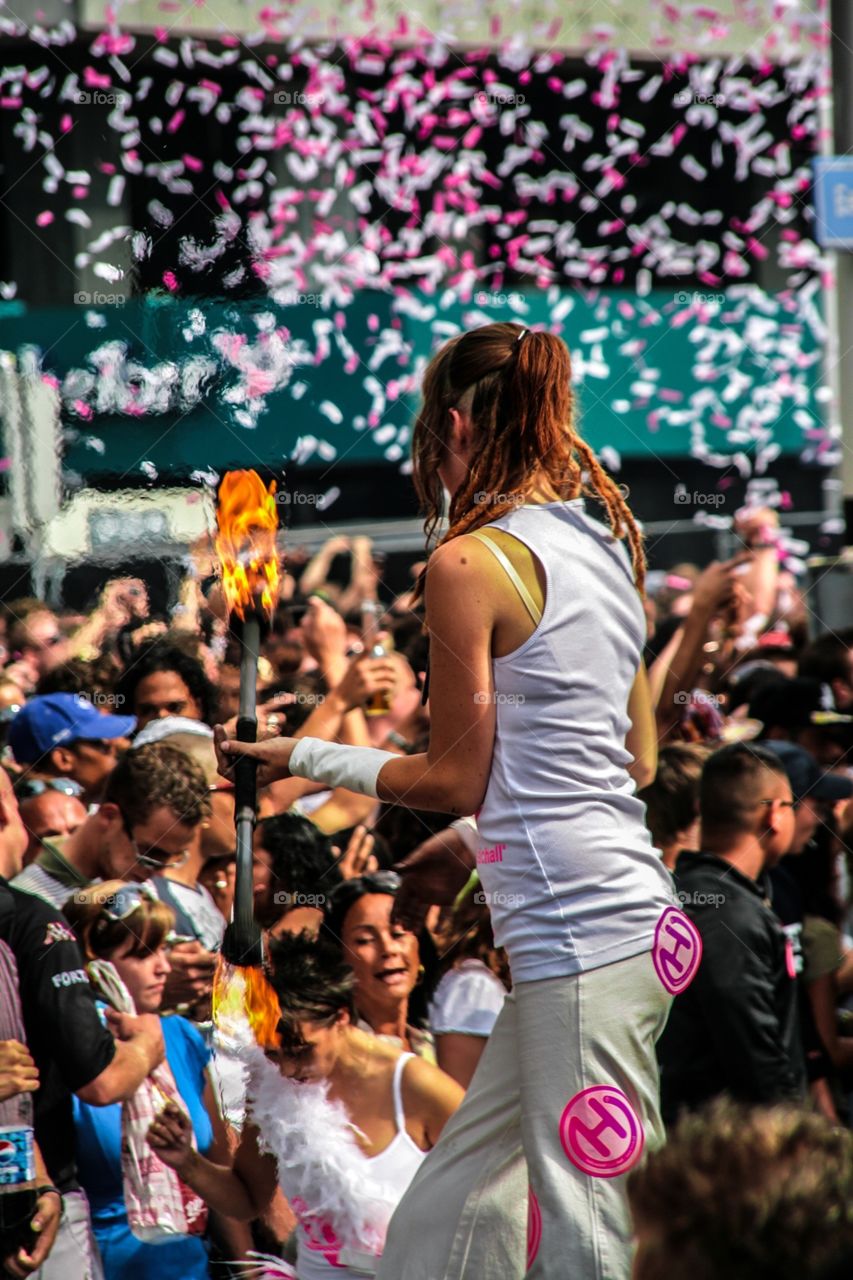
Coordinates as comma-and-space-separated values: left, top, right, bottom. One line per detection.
295, 1053, 426, 1279
470, 500, 676, 984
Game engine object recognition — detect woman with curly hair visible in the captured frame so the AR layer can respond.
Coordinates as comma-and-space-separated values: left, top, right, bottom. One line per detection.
115, 641, 217, 731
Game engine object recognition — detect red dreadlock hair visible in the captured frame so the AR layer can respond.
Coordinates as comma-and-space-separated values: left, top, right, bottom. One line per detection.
411, 322, 646, 605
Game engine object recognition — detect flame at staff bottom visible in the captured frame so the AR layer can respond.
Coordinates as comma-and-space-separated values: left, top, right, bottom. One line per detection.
213, 956, 281, 1050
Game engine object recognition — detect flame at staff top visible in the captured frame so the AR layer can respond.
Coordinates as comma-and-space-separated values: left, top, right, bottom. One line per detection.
215, 470, 281, 619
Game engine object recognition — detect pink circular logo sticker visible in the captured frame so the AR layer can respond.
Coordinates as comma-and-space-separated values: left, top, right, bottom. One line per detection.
559, 1086, 644, 1179
652, 906, 702, 995
526, 1186, 541, 1270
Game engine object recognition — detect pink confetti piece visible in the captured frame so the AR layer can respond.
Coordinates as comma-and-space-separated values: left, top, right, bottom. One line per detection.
82, 67, 112, 89
91, 31, 134, 56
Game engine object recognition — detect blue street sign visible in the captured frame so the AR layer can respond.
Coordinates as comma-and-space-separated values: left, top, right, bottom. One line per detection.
813, 157, 853, 248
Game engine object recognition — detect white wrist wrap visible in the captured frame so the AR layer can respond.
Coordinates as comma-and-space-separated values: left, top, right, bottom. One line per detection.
288, 737, 396, 798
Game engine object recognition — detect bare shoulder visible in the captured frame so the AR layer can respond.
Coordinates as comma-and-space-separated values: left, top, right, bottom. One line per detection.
400, 1052, 465, 1110
426, 534, 497, 580
424, 535, 503, 622
399, 1052, 464, 1147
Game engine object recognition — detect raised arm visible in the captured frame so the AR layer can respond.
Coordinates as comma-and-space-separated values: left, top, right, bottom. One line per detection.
148, 1107, 278, 1221
653, 554, 751, 740
215, 537, 498, 817
625, 664, 657, 790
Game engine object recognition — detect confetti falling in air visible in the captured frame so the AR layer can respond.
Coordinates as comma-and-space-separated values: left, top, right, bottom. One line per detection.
0, 0, 837, 509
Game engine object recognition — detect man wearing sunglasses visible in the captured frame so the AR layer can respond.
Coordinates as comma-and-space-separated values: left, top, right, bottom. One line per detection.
129, 719, 229, 955
13, 742, 219, 1021
12, 743, 209, 910
7, 692, 137, 805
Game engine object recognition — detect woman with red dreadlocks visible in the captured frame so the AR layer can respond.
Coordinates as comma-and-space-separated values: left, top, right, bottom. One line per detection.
215, 323, 687, 1279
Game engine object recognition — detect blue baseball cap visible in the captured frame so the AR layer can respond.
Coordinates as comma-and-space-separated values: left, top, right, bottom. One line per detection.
8, 693, 137, 765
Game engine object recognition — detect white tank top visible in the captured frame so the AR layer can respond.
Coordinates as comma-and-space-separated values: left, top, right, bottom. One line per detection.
471, 500, 676, 983
295, 1053, 425, 1279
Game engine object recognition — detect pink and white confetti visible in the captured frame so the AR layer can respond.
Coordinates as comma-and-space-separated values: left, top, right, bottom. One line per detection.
0, 0, 836, 493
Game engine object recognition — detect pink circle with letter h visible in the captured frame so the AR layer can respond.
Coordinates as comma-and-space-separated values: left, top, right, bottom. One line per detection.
652, 906, 702, 995
559, 1086, 644, 1179
526, 1186, 541, 1270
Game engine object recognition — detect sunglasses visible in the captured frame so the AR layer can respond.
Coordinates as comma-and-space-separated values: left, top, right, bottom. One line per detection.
97, 883, 158, 923
15, 777, 85, 800
121, 813, 191, 871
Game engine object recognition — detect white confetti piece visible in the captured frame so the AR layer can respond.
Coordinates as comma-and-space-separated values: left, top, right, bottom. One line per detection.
319, 400, 343, 424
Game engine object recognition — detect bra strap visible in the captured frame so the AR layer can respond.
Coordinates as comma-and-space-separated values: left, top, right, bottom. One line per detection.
392, 1052, 415, 1133
467, 529, 543, 626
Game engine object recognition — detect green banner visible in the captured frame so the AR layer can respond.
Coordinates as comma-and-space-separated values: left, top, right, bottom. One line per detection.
0, 287, 821, 477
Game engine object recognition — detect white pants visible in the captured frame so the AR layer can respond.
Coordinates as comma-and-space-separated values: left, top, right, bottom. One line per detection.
376, 950, 672, 1280
32, 1189, 104, 1280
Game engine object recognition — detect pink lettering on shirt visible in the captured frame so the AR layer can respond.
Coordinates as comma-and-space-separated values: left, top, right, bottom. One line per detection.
292, 1196, 344, 1268
476, 842, 506, 864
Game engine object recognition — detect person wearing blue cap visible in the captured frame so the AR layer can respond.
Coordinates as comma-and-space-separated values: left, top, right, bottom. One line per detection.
7, 693, 137, 806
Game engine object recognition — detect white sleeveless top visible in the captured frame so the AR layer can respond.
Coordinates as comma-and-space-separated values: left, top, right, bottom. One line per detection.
471, 500, 676, 983
295, 1053, 425, 1278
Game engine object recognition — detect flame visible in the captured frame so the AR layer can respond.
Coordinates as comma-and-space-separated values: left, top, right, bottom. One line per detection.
213, 956, 281, 1050
215, 470, 280, 619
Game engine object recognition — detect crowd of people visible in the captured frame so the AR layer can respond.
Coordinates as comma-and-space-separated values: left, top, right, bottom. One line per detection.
0, 350, 853, 1275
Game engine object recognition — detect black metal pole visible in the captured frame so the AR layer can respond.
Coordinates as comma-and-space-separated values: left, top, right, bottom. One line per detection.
221, 614, 264, 966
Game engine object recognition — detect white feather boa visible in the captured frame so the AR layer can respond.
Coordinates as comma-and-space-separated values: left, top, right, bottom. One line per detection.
215, 1010, 397, 1261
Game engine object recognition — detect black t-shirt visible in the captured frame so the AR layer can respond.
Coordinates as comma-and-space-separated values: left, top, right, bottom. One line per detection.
0, 878, 116, 1191
768, 862, 831, 1084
